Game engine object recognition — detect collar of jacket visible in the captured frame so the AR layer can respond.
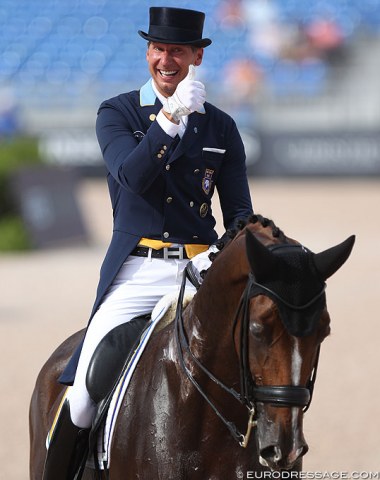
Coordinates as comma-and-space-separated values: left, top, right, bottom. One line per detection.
140, 79, 157, 106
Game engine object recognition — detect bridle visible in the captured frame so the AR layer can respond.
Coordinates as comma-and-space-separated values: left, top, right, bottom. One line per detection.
174, 260, 325, 447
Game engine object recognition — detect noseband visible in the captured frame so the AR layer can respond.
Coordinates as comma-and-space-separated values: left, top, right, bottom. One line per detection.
175, 261, 324, 446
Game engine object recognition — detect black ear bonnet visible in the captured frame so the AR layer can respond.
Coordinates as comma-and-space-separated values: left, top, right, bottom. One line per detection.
248, 244, 326, 337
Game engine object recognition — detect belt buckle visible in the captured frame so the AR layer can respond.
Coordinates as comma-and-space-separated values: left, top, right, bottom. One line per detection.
163, 246, 184, 260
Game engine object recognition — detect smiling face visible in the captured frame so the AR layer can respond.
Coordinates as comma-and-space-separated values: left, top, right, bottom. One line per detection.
146, 42, 204, 97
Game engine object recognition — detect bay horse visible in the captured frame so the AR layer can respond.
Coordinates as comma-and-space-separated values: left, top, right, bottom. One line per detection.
30, 215, 355, 479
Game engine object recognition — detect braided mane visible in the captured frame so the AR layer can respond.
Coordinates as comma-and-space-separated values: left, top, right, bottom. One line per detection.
203, 214, 286, 275
232, 214, 284, 241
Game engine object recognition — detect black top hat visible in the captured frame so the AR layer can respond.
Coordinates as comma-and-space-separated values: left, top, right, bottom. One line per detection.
138, 7, 212, 48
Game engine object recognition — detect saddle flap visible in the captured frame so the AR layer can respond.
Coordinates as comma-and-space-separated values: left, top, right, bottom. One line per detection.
86, 315, 150, 404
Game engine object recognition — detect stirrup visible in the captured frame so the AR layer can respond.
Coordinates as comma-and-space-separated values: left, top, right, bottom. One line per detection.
43, 398, 89, 480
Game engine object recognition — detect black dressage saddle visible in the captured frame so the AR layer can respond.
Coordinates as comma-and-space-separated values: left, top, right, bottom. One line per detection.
86, 314, 151, 404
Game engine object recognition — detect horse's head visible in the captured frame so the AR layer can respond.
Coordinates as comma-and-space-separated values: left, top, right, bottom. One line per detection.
230, 218, 355, 470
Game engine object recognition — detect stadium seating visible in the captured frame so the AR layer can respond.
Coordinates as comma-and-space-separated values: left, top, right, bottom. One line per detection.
0, 0, 379, 113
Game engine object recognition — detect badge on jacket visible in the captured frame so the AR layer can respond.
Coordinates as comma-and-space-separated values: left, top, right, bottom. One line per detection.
133, 130, 145, 142
202, 169, 214, 195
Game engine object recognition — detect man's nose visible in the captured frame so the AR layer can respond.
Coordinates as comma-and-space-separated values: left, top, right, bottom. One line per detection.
160, 51, 174, 65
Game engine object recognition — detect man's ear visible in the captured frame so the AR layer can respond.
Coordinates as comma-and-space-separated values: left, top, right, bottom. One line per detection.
194, 48, 204, 66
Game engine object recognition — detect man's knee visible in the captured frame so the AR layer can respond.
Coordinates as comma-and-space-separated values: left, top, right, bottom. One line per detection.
66, 388, 95, 429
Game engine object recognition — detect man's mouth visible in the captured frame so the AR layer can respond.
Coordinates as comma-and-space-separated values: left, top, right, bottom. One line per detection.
159, 70, 178, 77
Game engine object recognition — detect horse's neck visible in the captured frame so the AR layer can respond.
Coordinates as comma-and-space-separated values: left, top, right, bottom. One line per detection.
184, 250, 246, 380
182, 299, 241, 389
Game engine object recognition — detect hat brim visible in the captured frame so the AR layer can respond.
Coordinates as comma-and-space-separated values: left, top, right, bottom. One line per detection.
138, 30, 212, 48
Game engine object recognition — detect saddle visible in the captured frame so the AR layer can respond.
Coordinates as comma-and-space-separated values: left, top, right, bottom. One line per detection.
86, 315, 150, 404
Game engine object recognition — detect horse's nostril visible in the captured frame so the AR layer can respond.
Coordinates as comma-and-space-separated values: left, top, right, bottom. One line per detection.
260, 444, 309, 469
260, 445, 282, 465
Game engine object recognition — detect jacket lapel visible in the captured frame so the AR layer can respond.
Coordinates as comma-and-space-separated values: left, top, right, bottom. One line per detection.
140, 99, 162, 128
168, 109, 207, 164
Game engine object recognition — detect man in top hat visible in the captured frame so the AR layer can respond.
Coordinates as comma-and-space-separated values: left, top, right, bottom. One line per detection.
42, 6, 253, 479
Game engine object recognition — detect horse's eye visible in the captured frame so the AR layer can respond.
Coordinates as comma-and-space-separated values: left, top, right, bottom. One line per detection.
250, 322, 264, 337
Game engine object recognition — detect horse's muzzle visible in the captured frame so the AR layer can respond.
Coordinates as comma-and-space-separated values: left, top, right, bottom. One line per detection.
256, 406, 309, 471
259, 443, 309, 471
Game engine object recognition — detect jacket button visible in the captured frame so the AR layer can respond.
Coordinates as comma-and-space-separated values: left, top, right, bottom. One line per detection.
189, 201, 194, 207
194, 169, 200, 174
157, 153, 163, 159
163, 232, 169, 239
166, 197, 173, 203
193, 235, 199, 239
166, 165, 171, 171
160, 149, 165, 155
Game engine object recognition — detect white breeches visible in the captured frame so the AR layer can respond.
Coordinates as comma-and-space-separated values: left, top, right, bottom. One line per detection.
67, 255, 195, 428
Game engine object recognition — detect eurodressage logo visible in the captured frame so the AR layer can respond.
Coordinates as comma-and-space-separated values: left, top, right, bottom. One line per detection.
236, 472, 380, 479
202, 168, 214, 195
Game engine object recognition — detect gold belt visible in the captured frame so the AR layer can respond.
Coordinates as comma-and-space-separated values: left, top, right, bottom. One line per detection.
139, 238, 209, 259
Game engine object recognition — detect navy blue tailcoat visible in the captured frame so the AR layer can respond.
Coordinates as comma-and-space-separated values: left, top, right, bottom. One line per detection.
59, 79, 253, 384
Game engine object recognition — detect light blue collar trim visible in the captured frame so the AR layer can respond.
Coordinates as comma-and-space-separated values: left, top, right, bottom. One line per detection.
140, 79, 157, 106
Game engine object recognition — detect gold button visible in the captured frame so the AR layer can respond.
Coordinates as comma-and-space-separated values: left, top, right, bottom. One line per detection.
157, 154, 162, 159
160, 149, 165, 154
149, 114, 156, 121
199, 203, 208, 218
166, 197, 173, 203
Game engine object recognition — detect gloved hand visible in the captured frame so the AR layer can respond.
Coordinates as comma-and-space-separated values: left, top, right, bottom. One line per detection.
163, 65, 206, 123
186, 244, 219, 289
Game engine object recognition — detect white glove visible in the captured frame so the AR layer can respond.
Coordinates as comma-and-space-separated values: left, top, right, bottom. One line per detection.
191, 244, 218, 273
187, 244, 219, 288
163, 65, 206, 123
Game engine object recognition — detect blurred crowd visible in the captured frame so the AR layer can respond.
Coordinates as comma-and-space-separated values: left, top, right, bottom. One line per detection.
215, 0, 351, 116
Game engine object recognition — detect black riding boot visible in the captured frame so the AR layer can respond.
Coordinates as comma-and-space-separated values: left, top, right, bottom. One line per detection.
42, 398, 90, 480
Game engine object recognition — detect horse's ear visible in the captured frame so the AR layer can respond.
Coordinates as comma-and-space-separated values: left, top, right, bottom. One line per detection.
313, 235, 356, 281
245, 229, 277, 281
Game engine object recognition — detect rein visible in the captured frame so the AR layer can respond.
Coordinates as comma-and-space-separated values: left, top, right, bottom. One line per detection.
175, 269, 245, 444
174, 266, 323, 447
